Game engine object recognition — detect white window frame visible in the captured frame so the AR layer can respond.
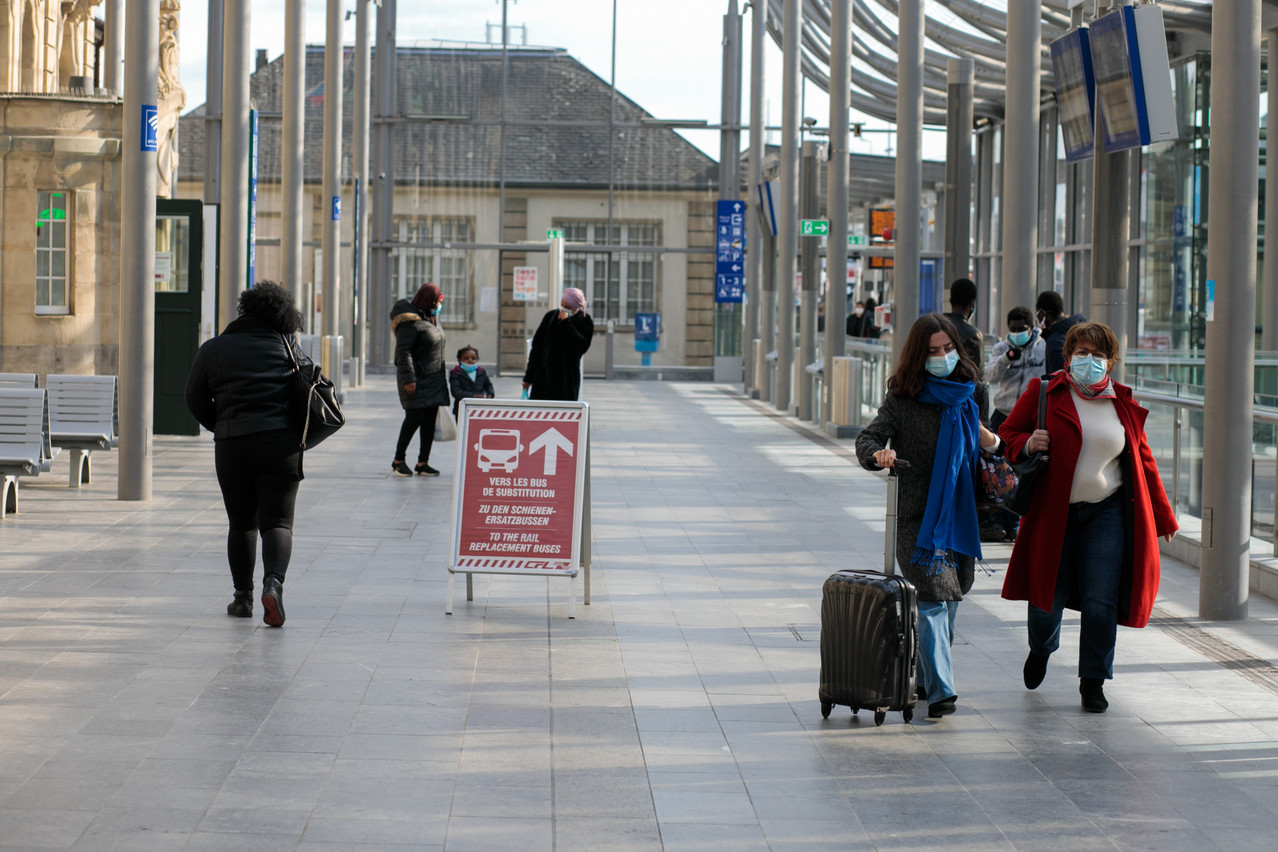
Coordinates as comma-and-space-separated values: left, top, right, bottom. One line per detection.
558, 220, 659, 324
35, 190, 70, 316
389, 216, 474, 324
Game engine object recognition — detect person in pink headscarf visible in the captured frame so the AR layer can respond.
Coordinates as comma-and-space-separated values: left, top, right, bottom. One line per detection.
522, 287, 594, 400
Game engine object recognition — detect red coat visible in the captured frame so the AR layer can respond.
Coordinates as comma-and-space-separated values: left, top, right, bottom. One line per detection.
997, 374, 1178, 628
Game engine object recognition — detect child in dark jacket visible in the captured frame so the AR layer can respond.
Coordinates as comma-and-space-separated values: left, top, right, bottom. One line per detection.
448, 345, 495, 418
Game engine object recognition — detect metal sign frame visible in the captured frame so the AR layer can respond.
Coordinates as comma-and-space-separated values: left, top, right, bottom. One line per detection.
446, 398, 592, 617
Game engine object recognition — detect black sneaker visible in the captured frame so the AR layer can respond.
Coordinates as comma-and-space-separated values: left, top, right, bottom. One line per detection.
979, 526, 1006, 542
226, 590, 252, 618
415, 463, 440, 476
261, 574, 285, 627
391, 461, 413, 477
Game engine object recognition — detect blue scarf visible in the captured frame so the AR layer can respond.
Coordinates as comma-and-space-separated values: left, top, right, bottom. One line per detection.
911, 376, 983, 571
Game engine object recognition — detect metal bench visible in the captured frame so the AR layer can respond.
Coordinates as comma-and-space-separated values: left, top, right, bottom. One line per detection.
0, 372, 38, 389
46, 374, 119, 488
0, 388, 55, 518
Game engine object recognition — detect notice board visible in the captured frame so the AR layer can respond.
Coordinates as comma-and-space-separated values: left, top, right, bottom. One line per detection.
446, 398, 591, 616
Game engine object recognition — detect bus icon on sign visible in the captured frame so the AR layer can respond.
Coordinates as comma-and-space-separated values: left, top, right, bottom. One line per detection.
474, 429, 524, 472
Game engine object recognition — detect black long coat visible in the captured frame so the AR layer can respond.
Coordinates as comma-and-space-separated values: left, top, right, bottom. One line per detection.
523, 309, 594, 401
391, 300, 449, 410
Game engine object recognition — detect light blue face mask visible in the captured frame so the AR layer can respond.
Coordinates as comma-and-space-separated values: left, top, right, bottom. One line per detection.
461, 362, 478, 374
1070, 353, 1108, 385
1008, 330, 1032, 347
925, 349, 959, 378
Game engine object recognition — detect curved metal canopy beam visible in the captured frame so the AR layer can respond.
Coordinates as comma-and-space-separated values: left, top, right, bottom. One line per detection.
851, 0, 1009, 86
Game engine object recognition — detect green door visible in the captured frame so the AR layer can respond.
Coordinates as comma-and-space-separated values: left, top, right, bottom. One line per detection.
154, 199, 205, 436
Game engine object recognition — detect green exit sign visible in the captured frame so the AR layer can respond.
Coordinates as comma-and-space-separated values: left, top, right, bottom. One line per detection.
799, 219, 829, 237
547, 229, 564, 239
849, 234, 867, 246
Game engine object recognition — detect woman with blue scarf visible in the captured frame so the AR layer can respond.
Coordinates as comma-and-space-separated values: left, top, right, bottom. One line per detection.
855, 314, 1003, 719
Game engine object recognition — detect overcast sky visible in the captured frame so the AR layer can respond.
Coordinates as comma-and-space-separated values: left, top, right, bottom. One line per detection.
175, 0, 945, 160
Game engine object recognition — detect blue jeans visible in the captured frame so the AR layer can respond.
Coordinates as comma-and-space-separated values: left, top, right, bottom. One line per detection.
917, 600, 959, 703
1026, 491, 1125, 680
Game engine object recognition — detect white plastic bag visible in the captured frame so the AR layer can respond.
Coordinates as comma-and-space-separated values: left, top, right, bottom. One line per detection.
434, 406, 458, 442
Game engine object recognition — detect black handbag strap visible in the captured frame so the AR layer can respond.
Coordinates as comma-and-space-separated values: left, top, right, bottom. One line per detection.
1036, 379, 1047, 430
279, 333, 313, 451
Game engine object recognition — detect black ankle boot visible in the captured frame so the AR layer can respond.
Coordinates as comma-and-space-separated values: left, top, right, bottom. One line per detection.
1023, 652, 1049, 690
261, 574, 285, 627
227, 590, 253, 618
1080, 677, 1108, 713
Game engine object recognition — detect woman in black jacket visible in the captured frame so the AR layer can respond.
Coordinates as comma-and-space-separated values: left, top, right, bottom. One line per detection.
522, 287, 594, 401
185, 281, 306, 627
391, 283, 449, 476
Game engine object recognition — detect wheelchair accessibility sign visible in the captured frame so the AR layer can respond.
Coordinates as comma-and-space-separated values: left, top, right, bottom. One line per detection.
447, 399, 591, 617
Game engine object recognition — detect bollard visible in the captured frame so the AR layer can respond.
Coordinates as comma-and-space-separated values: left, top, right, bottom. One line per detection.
605, 319, 615, 380
746, 337, 756, 398
321, 334, 344, 402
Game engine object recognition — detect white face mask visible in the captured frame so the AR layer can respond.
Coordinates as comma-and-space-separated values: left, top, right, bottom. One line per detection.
854, 307, 864, 317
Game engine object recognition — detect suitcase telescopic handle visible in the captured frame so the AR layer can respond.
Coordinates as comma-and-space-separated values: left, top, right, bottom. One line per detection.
886, 458, 910, 474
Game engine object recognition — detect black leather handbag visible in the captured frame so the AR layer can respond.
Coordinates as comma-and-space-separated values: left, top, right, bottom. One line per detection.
1006, 381, 1048, 516
282, 335, 345, 450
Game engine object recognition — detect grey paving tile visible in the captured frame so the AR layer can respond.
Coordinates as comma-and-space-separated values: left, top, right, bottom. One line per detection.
4, 378, 1278, 850
441, 816, 553, 852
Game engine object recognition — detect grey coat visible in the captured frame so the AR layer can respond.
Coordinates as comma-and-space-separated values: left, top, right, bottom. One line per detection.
854, 386, 987, 601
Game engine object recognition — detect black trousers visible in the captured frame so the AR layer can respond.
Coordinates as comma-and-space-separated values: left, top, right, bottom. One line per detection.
395, 405, 439, 465
214, 429, 302, 591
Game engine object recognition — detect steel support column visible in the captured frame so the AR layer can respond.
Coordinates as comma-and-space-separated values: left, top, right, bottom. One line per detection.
1263, 28, 1278, 353
894, 0, 923, 364
715, 0, 744, 384
203, 0, 223, 207
217, 0, 250, 329
944, 58, 973, 290
321, 0, 343, 341
825, 0, 851, 425
797, 142, 819, 421
745, 0, 767, 397
118, 0, 159, 501
352, 0, 372, 385
1201, 0, 1261, 620
1001, 0, 1040, 316
282, 0, 305, 317
369, 0, 396, 365
776, 0, 800, 411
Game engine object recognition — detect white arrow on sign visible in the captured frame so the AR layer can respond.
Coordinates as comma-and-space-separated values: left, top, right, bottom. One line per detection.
529, 427, 574, 476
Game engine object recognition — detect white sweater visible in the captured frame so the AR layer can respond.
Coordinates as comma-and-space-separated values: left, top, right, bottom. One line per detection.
1069, 388, 1125, 504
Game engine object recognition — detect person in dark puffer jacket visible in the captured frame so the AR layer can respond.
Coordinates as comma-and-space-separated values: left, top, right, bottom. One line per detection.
391, 283, 449, 476
185, 281, 307, 627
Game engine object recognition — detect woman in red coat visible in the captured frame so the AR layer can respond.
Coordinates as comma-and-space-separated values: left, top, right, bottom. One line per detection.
998, 322, 1177, 713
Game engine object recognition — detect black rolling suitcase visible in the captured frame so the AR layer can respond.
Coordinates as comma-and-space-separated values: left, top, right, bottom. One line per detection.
819, 461, 919, 725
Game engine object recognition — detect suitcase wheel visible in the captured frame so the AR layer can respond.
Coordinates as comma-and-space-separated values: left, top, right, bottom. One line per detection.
902, 706, 914, 724
820, 701, 832, 719
874, 710, 886, 726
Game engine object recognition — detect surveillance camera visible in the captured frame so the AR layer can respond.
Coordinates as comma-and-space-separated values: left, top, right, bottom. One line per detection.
802, 117, 816, 127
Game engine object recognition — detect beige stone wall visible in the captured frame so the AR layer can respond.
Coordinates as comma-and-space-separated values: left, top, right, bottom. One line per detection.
0, 94, 120, 375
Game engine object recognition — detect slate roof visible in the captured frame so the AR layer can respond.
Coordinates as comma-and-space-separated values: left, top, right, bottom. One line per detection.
179, 45, 718, 192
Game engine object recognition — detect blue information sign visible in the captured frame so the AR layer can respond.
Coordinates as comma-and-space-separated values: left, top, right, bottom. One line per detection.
715, 199, 746, 304
332, 196, 342, 221
141, 105, 158, 152
634, 312, 660, 353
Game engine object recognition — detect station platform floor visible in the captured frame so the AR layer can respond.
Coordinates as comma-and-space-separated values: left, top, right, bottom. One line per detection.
1, 374, 1276, 851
